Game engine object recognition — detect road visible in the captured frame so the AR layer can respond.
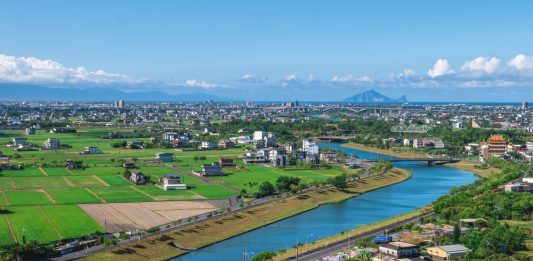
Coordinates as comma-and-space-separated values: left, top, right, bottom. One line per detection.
283, 211, 432, 261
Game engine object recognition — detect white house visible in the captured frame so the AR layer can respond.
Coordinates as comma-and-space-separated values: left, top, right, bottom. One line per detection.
159, 174, 187, 190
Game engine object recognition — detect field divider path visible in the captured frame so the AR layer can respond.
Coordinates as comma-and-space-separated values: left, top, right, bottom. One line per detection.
41, 189, 58, 204
3, 214, 17, 243
11, 178, 16, 189
92, 175, 110, 187
84, 188, 106, 203
38, 167, 49, 176
129, 186, 157, 201
0, 191, 9, 206
36, 205, 63, 239
62, 176, 76, 187
65, 169, 75, 175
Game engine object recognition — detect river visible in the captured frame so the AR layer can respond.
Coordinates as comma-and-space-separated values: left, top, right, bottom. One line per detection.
174, 142, 477, 260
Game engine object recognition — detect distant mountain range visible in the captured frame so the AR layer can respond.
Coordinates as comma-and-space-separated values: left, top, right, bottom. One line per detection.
344, 90, 407, 103
0, 84, 231, 102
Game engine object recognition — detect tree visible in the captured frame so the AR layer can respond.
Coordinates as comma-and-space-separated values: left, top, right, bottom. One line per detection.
452, 223, 461, 243
328, 173, 347, 189
252, 251, 276, 261
275, 176, 301, 192
256, 181, 275, 198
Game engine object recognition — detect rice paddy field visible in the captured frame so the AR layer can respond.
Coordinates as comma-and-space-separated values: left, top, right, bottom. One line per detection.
0, 128, 345, 245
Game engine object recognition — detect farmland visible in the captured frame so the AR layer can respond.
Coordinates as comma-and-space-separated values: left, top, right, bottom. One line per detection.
0, 128, 348, 245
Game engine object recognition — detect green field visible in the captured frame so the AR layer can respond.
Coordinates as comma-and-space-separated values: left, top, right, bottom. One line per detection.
0, 128, 341, 245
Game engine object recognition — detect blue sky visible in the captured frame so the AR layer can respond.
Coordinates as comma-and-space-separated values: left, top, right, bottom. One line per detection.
1, 0, 533, 101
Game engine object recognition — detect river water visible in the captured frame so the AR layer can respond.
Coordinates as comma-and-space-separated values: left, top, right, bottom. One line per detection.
174, 142, 477, 260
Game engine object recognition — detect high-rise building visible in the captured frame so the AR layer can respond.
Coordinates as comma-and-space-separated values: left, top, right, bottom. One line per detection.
114, 100, 125, 108
522, 101, 528, 110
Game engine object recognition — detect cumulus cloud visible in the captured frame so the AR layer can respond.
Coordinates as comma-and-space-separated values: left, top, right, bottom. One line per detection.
461, 56, 500, 74
0, 54, 141, 85
427, 59, 454, 77
182, 79, 226, 89
508, 54, 533, 71
239, 73, 268, 83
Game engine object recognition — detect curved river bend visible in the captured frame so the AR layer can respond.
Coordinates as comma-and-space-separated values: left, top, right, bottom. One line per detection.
175, 143, 477, 260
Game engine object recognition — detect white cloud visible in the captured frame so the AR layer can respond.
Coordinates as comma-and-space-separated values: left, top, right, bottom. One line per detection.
401, 69, 417, 77
283, 74, 298, 81
182, 79, 225, 89
508, 54, 533, 71
461, 56, 500, 74
331, 74, 373, 83
0, 54, 141, 85
239, 73, 268, 83
427, 59, 454, 78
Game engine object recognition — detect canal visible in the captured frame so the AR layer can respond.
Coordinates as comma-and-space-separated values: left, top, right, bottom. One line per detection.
174, 143, 477, 260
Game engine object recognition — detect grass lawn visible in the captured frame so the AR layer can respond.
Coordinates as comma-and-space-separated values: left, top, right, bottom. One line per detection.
88, 186, 154, 203
0, 168, 44, 177
65, 175, 106, 187
191, 185, 237, 199
7, 206, 61, 243
0, 216, 15, 246
47, 188, 102, 204
70, 167, 122, 176
97, 175, 132, 186
134, 186, 205, 201
0, 178, 15, 189
4, 190, 54, 206
13, 176, 70, 188
41, 205, 104, 238
43, 168, 72, 176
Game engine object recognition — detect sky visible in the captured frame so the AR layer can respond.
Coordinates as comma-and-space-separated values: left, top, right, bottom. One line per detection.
1, 0, 533, 102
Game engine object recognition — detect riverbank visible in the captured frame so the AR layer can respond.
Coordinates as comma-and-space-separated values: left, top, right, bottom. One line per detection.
81, 168, 412, 261
273, 206, 432, 260
343, 143, 501, 178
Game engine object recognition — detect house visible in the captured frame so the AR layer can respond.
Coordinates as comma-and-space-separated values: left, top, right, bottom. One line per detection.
200, 141, 217, 150
129, 169, 148, 185
403, 138, 412, 146
219, 158, 235, 167
159, 174, 187, 190
0, 155, 9, 165
504, 182, 533, 192
84, 147, 102, 154
127, 140, 144, 149
155, 152, 174, 162
25, 127, 36, 135
272, 155, 288, 167
426, 244, 469, 261
12, 137, 28, 147
320, 152, 337, 162
163, 132, 179, 141
50, 127, 76, 133
43, 138, 61, 150
243, 151, 268, 164
66, 159, 84, 170
378, 241, 419, 258
218, 140, 235, 149
201, 162, 223, 176
122, 162, 136, 169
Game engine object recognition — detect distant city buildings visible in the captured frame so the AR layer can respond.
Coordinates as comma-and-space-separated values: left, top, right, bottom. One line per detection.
114, 100, 125, 108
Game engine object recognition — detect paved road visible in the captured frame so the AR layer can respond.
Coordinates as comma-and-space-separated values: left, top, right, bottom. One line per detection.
283, 211, 433, 261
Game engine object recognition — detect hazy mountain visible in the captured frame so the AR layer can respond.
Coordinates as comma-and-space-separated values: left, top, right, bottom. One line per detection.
344, 90, 407, 103
0, 84, 231, 102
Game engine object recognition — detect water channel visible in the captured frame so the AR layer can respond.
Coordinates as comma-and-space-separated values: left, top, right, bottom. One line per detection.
175, 142, 477, 260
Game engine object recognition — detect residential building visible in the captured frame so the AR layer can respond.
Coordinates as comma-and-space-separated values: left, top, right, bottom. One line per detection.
427, 244, 470, 261
403, 138, 412, 146
127, 140, 144, 149
50, 127, 76, 133
25, 126, 36, 135
0, 155, 9, 165
504, 182, 533, 192
378, 241, 419, 258
201, 162, 223, 176
413, 138, 445, 149
253, 131, 264, 141
158, 174, 186, 190
155, 152, 174, 162
218, 140, 235, 149
12, 137, 28, 146
271, 155, 288, 167
453, 122, 464, 129
219, 158, 235, 167
43, 138, 61, 150
84, 147, 102, 154
163, 132, 178, 141
200, 141, 217, 150
129, 169, 148, 185
122, 162, 136, 169
302, 139, 319, 154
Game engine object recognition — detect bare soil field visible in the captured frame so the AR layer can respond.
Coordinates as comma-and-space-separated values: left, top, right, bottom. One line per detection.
80, 201, 220, 232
